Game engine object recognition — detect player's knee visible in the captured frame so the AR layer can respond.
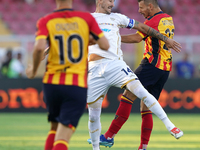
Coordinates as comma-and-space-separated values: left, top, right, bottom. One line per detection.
123, 89, 137, 101
50, 121, 58, 130
89, 114, 100, 123
140, 101, 149, 111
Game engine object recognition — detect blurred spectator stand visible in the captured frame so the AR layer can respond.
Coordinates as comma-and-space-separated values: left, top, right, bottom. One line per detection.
175, 53, 195, 79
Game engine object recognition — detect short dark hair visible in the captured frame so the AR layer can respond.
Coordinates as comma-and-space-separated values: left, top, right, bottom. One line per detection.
138, 0, 159, 7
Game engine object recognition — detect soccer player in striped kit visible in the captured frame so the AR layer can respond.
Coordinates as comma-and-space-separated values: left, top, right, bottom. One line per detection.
26, 0, 109, 150
101, 0, 183, 150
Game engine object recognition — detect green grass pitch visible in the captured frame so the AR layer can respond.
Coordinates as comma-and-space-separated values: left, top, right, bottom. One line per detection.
0, 113, 199, 150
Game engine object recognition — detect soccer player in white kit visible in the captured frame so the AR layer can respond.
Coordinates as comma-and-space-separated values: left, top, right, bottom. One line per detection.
87, 0, 183, 150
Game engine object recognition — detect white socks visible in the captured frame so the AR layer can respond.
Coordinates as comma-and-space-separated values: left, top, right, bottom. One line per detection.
127, 80, 175, 131
88, 99, 103, 150
162, 117, 175, 131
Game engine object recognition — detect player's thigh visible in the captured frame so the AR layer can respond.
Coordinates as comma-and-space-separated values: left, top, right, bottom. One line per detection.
106, 60, 137, 88
87, 63, 109, 103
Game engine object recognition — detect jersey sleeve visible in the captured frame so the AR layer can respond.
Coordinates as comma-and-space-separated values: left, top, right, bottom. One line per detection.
116, 13, 135, 29
136, 30, 146, 39
88, 14, 104, 41
35, 17, 49, 40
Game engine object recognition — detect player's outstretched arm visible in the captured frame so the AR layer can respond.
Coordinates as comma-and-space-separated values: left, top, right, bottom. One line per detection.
133, 21, 181, 53
26, 39, 47, 79
121, 33, 143, 43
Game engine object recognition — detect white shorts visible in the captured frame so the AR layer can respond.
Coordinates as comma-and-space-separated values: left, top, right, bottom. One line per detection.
87, 58, 138, 103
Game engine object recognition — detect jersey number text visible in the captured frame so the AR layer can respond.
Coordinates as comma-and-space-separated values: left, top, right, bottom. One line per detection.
55, 35, 83, 64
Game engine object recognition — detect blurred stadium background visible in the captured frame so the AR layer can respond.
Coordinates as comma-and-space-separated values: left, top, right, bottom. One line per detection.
0, 0, 199, 149
0, 0, 200, 77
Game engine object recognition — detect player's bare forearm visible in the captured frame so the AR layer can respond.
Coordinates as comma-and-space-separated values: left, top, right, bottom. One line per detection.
32, 39, 46, 77
26, 48, 43, 79
26, 38, 47, 79
97, 36, 109, 51
146, 27, 168, 42
133, 21, 181, 53
32, 48, 43, 75
41, 47, 49, 61
44, 47, 49, 56
121, 33, 142, 43
133, 21, 168, 42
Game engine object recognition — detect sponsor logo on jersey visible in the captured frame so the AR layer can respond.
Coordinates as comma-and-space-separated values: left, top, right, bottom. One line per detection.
101, 28, 111, 32
162, 20, 173, 26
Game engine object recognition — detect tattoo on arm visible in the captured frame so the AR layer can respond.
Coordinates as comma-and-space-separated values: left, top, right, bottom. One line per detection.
147, 28, 168, 42
134, 21, 139, 28
134, 21, 168, 42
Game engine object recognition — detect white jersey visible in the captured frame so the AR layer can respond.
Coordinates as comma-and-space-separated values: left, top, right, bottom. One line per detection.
89, 13, 135, 60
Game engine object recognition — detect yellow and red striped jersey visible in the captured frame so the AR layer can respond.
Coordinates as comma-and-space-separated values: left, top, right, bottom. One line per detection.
137, 11, 174, 71
36, 9, 104, 87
